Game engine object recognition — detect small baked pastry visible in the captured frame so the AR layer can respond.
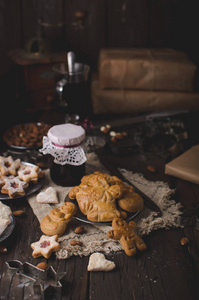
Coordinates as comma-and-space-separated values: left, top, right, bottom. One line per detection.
87, 253, 116, 271
31, 235, 60, 259
17, 164, 43, 184
69, 171, 143, 222
40, 215, 68, 237
117, 187, 143, 212
0, 156, 21, 176
40, 202, 77, 236
60, 202, 78, 220
36, 187, 59, 204
1, 176, 29, 198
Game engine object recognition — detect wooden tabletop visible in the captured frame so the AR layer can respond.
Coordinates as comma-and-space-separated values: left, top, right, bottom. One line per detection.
0, 111, 199, 300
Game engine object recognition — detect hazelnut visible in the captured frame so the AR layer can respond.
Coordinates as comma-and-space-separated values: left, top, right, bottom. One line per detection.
115, 133, 123, 140
180, 237, 189, 246
122, 131, 127, 137
111, 137, 117, 142
0, 245, 7, 253
110, 131, 116, 137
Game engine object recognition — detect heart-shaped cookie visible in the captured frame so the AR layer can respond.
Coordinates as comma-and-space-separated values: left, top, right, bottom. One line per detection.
36, 187, 58, 204
87, 253, 116, 271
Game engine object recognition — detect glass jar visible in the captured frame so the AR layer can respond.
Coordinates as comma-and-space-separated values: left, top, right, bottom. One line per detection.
40, 123, 87, 186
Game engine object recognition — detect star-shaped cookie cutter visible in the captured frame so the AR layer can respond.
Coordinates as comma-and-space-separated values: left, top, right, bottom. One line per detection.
2, 260, 66, 299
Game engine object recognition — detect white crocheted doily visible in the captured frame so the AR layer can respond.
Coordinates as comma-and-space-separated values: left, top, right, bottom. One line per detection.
40, 136, 87, 166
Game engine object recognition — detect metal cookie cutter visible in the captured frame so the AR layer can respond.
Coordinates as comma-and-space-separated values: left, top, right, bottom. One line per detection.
0, 260, 66, 300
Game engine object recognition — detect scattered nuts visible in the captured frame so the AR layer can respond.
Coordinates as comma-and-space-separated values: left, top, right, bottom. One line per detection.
0, 245, 7, 253
115, 133, 124, 140
111, 137, 117, 142
13, 210, 25, 217
100, 124, 111, 134
110, 131, 116, 137
36, 262, 48, 270
146, 165, 156, 173
180, 237, 189, 246
3, 122, 51, 148
70, 240, 83, 246
110, 131, 127, 142
74, 226, 85, 234
103, 127, 110, 134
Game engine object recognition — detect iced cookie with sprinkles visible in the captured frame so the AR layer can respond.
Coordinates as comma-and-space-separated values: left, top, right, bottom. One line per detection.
31, 235, 60, 259
0, 156, 21, 176
1, 176, 29, 198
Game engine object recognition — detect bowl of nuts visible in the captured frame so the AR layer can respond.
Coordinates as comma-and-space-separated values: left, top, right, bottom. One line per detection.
3, 122, 51, 150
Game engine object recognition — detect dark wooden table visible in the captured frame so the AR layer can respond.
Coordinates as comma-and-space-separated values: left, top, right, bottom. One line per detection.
0, 110, 199, 300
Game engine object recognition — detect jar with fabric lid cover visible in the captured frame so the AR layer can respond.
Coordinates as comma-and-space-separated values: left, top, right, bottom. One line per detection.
40, 123, 86, 186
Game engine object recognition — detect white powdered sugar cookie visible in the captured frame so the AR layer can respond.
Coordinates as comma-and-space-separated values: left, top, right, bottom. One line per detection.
1, 176, 29, 198
0, 156, 21, 176
87, 252, 116, 271
0, 201, 12, 235
17, 165, 41, 184
31, 235, 60, 259
36, 187, 59, 204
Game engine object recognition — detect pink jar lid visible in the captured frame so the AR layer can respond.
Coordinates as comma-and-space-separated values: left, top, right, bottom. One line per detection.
47, 123, 85, 146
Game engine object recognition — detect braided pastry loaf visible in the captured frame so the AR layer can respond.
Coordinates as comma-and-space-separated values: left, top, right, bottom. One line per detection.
69, 171, 143, 222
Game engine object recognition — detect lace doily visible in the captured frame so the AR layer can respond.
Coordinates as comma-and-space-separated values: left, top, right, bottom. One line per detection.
40, 136, 87, 166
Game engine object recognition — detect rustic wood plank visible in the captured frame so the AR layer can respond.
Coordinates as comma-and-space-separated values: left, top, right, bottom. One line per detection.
63, 0, 106, 69
0, 0, 22, 76
107, 0, 149, 47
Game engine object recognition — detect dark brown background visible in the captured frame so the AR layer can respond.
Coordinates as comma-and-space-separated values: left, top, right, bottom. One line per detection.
1, 0, 199, 76
0, 0, 199, 131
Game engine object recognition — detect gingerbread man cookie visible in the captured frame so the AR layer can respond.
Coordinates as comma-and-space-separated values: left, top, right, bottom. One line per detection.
0, 156, 21, 176
31, 234, 60, 259
107, 218, 147, 256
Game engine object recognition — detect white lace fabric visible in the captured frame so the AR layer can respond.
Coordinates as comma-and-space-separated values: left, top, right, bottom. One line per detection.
40, 136, 87, 166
